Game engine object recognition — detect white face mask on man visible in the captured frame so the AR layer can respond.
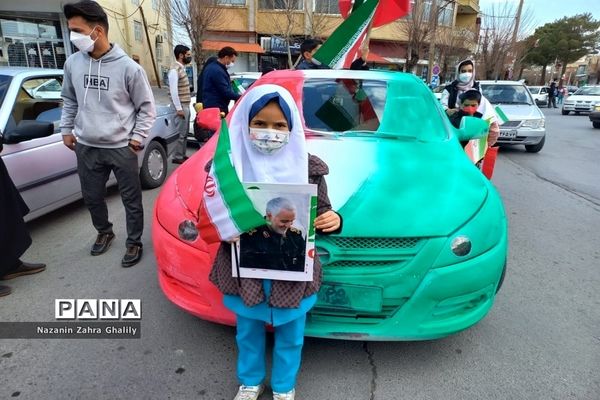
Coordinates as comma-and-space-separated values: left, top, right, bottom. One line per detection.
249, 128, 290, 155
70, 26, 98, 53
226, 62, 235, 69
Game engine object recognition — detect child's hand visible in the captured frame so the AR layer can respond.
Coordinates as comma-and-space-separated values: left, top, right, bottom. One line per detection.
488, 122, 499, 146
314, 211, 341, 233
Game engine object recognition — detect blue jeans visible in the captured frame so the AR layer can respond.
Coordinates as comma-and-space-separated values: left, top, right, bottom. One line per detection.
236, 313, 306, 393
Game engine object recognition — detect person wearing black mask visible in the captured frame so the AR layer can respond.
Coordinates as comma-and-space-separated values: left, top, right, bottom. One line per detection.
169, 44, 193, 164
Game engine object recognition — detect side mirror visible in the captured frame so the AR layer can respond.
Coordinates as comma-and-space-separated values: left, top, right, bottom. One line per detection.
2, 120, 55, 144
195, 107, 221, 132
455, 116, 489, 142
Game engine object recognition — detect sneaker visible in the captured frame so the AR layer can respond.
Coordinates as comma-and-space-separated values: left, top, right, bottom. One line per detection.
121, 245, 143, 268
273, 389, 295, 400
90, 232, 115, 256
234, 384, 264, 400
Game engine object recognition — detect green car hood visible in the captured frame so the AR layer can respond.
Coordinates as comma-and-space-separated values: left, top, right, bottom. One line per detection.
307, 136, 488, 238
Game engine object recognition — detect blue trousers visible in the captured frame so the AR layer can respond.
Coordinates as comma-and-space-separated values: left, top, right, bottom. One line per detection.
236, 313, 306, 393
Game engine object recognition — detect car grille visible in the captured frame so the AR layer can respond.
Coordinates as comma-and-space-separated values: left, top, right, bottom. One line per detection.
328, 236, 421, 249
500, 120, 521, 128
310, 298, 409, 322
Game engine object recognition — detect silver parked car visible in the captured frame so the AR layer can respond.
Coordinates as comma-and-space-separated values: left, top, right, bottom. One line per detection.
0, 67, 178, 221
480, 80, 546, 153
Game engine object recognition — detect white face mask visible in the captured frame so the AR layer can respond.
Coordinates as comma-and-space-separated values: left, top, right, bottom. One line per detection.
226, 62, 235, 69
249, 128, 290, 155
458, 72, 473, 84
70, 26, 98, 53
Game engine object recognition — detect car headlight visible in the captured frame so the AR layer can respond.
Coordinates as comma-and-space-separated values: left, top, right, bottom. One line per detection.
521, 119, 544, 129
433, 187, 506, 268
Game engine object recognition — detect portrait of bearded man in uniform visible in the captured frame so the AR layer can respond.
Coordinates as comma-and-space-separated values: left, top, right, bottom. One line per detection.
240, 197, 307, 273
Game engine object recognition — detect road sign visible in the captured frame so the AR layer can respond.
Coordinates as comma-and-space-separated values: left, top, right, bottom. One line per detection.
432, 64, 440, 76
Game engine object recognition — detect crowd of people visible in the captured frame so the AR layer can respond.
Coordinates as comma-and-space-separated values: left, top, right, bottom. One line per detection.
1, 1, 501, 399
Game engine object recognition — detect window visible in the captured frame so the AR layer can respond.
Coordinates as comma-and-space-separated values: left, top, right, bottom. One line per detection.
315, 0, 339, 14
152, 0, 160, 10
259, 0, 302, 10
408, 0, 454, 25
134, 21, 142, 42
132, 0, 140, 5
217, 0, 246, 4
156, 43, 163, 61
437, 2, 454, 26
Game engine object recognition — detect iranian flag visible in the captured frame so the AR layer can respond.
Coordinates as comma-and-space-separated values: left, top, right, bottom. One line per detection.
312, 0, 379, 69
197, 118, 265, 243
339, 0, 411, 27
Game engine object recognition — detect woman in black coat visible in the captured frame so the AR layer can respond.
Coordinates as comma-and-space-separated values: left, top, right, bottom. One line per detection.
0, 142, 46, 297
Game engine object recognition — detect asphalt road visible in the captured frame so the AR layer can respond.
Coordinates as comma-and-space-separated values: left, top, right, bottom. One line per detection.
1, 108, 599, 400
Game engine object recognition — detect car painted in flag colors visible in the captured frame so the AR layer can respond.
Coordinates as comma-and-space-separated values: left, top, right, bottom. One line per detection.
152, 69, 508, 341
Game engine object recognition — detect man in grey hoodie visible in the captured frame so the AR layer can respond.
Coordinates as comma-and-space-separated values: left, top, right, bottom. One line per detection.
60, 0, 156, 267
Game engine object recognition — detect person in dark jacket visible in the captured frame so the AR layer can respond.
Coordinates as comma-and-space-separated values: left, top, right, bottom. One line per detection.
0, 143, 46, 297
196, 56, 217, 104
548, 79, 558, 108
349, 47, 370, 70
296, 39, 328, 70
201, 46, 240, 114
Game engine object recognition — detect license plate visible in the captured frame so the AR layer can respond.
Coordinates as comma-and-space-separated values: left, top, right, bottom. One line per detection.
316, 282, 383, 313
500, 129, 517, 139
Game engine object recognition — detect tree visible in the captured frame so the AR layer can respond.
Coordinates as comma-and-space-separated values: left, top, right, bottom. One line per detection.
397, 0, 433, 73
163, 0, 224, 66
477, 2, 534, 80
260, 0, 304, 68
436, 27, 472, 82
525, 13, 600, 84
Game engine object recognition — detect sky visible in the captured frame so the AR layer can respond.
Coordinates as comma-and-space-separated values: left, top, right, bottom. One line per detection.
479, 0, 600, 32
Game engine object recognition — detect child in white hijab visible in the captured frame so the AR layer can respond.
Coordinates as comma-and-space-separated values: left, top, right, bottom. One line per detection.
208, 84, 342, 400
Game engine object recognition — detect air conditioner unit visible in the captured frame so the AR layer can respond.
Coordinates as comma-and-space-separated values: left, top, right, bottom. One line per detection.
156, 35, 164, 43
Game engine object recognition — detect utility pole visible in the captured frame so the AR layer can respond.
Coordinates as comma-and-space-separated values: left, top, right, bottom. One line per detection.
427, 0, 439, 83
510, 0, 524, 73
139, 5, 162, 88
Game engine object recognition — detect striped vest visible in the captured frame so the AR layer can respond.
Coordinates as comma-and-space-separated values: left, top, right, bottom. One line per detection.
170, 63, 191, 104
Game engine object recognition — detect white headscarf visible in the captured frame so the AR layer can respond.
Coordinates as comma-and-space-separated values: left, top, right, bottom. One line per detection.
228, 84, 308, 184
455, 58, 476, 92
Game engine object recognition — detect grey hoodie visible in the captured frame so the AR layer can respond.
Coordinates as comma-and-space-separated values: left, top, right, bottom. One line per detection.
60, 43, 156, 148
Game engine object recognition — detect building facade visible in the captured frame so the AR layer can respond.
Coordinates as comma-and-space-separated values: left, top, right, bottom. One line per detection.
200, 0, 479, 77
0, 0, 173, 86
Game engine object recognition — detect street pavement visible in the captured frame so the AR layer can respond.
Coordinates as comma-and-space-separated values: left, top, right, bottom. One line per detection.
0, 105, 599, 399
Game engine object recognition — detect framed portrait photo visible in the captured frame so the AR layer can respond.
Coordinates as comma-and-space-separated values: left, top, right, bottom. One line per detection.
232, 182, 318, 282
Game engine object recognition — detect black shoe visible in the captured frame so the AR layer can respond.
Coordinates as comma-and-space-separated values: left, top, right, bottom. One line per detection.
91, 232, 115, 256
122, 245, 143, 268
1, 261, 46, 280
0, 285, 12, 297
171, 156, 189, 165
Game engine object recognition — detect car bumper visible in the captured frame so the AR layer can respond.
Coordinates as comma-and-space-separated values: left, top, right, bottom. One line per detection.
496, 127, 545, 146
153, 211, 508, 341
562, 104, 595, 113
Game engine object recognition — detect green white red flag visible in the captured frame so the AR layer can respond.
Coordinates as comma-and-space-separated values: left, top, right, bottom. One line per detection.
339, 0, 411, 27
312, 0, 379, 69
197, 118, 265, 243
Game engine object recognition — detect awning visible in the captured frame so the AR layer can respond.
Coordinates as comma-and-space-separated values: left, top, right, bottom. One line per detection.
202, 40, 265, 54
366, 51, 390, 64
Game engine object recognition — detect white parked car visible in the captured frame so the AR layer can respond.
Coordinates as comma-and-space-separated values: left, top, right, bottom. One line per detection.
0, 67, 179, 221
480, 80, 546, 153
561, 85, 600, 115
527, 86, 550, 107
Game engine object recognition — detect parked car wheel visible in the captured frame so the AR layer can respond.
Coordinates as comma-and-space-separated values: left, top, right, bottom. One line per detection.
562, 109, 569, 115
140, 140, 167, 189
525, 136, 545, 153
593, 122, 600, 129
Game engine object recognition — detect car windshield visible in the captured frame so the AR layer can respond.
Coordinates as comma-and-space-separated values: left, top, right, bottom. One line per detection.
0, 75, 11, 109
481, 84, 533, 105
302, 77, 447, 140
573, 86, 600, 96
